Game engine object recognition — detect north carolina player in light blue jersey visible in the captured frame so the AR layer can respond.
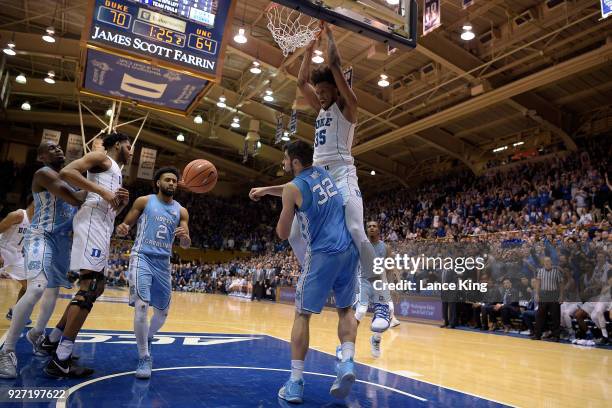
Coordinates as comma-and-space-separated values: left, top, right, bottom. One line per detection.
275, 141, 359, 404
0, 141, 85, 379
115, 167, 190, 379
337, 221, 401, 360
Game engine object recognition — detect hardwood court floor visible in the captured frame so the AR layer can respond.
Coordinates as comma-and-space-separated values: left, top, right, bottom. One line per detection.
0, 279, 609, 407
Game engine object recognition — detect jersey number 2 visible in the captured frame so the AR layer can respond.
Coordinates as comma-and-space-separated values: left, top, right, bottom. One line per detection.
313, 178, 338, 205
156, 224, 168, 240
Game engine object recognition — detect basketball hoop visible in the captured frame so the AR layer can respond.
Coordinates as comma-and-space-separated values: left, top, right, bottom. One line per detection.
266, 3, 321, 56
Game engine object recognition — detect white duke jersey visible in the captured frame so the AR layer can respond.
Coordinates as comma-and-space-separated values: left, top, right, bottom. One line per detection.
313, 102, 355, 167
0, 210, 29, 267
70, 156, 123, 272
84, 156, 123, 214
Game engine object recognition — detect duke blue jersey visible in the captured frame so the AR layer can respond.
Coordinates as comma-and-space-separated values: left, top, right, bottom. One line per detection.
292, 166, 352, 254
132, 195, 181, 258
312, 102, 355, 167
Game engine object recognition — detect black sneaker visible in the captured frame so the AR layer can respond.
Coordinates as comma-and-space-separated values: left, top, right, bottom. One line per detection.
33, 335, 58, 357
44, 353, 93, 378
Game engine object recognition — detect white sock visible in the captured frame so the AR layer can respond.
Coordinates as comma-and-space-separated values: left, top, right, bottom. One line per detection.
148, 308, 169, 339
49, 327, 63, 343
56, 338, 74, 361
388, 300, 395, 317
372, 332, 382, 341
340, 342, 355, 362
34, 287, 59, 334
290, 359, 304, 381
3, 277, 46, 351
134, 299, 149, 358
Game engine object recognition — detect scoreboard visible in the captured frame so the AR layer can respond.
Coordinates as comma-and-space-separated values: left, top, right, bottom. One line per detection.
79, 0, 235, 115
129, 0, 219, 27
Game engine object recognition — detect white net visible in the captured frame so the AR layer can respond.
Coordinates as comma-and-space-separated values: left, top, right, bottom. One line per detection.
266, 5, 321, 56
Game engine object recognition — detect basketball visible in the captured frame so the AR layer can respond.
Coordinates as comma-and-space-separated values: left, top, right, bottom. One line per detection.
181, 159, 218, 194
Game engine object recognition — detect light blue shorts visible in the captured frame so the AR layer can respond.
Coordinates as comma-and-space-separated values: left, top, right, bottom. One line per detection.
23, 231, 72, 289
295, 244, 359, 314
129, 252, 171, 310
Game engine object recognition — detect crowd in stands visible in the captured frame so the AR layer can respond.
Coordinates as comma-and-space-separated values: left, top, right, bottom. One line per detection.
0, 160, 37, 214
3, 133, 611, 347
122, 183, 287, 253
365, 136, 610, 241
105, 240, 300, 302
97, 134, 611, 346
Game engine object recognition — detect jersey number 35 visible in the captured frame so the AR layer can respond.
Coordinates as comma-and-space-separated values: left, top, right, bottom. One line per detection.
314, 129, 326, 147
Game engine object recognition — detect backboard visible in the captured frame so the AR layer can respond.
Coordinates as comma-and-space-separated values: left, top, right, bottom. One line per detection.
271, 0, 418, 50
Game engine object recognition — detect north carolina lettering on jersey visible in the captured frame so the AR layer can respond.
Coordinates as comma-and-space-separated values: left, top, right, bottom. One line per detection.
154, 215, 175, 225
142, 238, 173, 249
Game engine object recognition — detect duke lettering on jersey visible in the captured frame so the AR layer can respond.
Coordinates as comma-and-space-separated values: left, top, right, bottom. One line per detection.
292, 167, 352, 254
132, 195, 181, 257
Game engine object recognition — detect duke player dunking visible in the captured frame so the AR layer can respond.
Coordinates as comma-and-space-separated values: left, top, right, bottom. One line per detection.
276, 141, 359, 404
0, 141, 85, 379
0, 200, 33, 320
250, 23, 391, 333
116, 167, 190, 379
44, 132, 130, 378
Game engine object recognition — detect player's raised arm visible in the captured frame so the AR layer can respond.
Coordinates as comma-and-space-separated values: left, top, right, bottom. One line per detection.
34, 167, 86, 207
297, 42, 322, 111
116, 196, 149, 237
59, 151, 128, 209
323, 23, 358, 123
176, 207, 191, 249
276, 183, 301, 240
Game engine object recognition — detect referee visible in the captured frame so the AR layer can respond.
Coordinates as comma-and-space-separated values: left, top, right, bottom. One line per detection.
532, 257, 564, 341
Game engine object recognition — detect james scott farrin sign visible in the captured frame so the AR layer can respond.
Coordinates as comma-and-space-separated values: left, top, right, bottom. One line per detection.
84, 0, 235, 81
81, 47, 210, 113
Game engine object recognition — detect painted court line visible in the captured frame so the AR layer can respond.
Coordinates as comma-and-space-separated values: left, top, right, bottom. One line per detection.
55, 365, 427, 407
266, 332, 516, 407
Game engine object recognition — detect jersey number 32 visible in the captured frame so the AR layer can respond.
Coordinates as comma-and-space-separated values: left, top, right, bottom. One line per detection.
312, 178, 338, 205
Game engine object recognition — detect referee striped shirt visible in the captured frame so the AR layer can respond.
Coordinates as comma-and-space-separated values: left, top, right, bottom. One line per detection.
537, 267, 562, 291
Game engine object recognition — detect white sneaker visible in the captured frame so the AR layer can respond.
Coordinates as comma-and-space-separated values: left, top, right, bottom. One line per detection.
0, 349, 17, 379
371, 303, 391, 333
370, 335, 381, 358
390, 317, 401, 328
